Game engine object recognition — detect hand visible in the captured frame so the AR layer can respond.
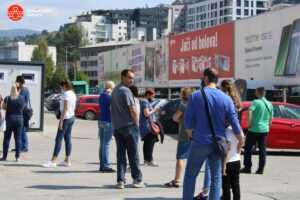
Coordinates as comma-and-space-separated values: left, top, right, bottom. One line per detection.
187, 131, 193, 140
59, 120, 63, 130
237, 142, 243, 154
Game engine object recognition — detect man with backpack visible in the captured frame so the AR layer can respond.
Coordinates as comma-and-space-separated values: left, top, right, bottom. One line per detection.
241, 87, 273, 175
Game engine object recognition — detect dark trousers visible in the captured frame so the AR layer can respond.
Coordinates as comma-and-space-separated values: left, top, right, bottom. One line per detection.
114, 124, 143, 183
143, 133, 158, 162
20, 126, 29, 151
53, 117, 75, 157
222, 161, 241, 200
2, 119, 23, 159
243, 132, 267, 171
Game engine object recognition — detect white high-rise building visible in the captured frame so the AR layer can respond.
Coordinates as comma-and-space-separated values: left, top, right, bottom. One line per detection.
185, 0, 270, 31
0, 42, 57, 66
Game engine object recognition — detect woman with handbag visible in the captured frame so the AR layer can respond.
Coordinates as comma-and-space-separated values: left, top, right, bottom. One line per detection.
139, 88, 160, 167
42, 80, 77, 168
0, 85, 25, 162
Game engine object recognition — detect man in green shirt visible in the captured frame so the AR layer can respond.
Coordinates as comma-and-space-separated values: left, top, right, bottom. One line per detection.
241, 87, 273, 174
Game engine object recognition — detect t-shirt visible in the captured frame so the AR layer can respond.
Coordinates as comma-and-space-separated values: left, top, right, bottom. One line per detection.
60, 90, 77, 119
225, 126, 244, 162
185, 87, 242, 145
99, 91, 112, 122
111, 84, 135, 130
249, 97, 273, 133
19, 87, 30, 105
4, 96, 25, 121
178, 102, 189, 142
134, 98, 140, 125
139, 99, 154, 137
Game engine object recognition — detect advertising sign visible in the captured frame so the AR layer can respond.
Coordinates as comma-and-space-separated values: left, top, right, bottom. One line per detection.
169, 22, 234, 81
235, 5, 300, 85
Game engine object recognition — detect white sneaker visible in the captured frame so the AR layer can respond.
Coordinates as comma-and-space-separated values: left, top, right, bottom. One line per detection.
42, 161, 57, 168
133, 180, 145, 188
59, 161, 71, 167
144, 161, 159, 167
116, 181, 125, 189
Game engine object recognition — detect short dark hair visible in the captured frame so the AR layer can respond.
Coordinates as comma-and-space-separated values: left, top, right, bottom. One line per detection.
203, 68, 218, 84
60, 80, 73, 91
256, 87, 265, 97
121, 69, 134, 78
16, 75, 25, 85
129, 85, 139, 97
145, 88, 155, 96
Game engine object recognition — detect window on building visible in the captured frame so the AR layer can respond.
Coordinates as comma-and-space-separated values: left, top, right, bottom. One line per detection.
257, 9, 265, 14
251, 1, 254, 7
245, 1, 249, 7
237, 9, 241, 15
256, 1, 265, 8
220, 10, 224, 16
244, 9, 249, 15
237, 0, 241, 7
220, 1, 224, 8
251, 10, 254, 15
224, 16, 232, 22
0, 72, 4, 80
224, 8, 232, 15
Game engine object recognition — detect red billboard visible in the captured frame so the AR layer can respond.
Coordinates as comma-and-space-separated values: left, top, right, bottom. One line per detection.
169, 22, 234, 81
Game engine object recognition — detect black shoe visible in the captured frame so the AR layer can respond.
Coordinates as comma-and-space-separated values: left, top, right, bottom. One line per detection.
240, 168, 251, 174
11, 149, 16, 152
256, 169, 264, 174
99, 168, 116, 173
0, 157, 7, 161
21, 149, 29, 153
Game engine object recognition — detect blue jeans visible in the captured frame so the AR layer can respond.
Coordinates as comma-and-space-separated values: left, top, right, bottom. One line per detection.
203, 160, 211, 191
183, 142, 222, 200
20, 126, 28, 151
2, 118, 23, 159
114, 124, 143, 183
53, 117, 75, 157
98, 121, 113, 169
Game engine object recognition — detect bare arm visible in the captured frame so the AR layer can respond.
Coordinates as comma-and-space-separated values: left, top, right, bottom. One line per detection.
129, 105, 138, 124
186, 129, 193, 140
172, 110, 183, 123
59, 100, 68, 130
143, 107, 159, 118
235, 132, 245, 154
248, 110, 253, 128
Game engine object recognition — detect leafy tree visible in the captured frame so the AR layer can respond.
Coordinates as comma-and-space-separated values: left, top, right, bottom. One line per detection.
31, 39, 54, 88
76, 71, 89, 83
51, 67, 67, 90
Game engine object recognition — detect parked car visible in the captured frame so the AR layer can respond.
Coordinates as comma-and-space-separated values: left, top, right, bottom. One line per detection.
75, 95, 100, 120
241, 101, 300, 149
158, 99, 181, 134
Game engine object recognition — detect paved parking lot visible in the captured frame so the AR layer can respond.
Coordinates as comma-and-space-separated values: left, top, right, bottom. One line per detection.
0, 113, 299, 200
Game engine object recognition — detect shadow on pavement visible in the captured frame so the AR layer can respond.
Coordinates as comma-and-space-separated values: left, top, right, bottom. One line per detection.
2, 164, 42, 168
267, 151, 300, 157
86, 162, 117, 166
26, 185, 101, 190
32, 170, 100, 174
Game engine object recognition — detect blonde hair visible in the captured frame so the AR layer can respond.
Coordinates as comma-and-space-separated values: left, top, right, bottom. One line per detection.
105, 81, 115, 93
10, 85, 19, 100
181, 87, 192, 102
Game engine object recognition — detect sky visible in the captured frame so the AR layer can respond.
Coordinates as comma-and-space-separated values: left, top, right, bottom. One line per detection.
0, 0, 173, 31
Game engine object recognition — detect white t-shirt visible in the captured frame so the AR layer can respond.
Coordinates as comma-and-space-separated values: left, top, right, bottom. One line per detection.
60, 90, 77, 119
225, 126, 244, 163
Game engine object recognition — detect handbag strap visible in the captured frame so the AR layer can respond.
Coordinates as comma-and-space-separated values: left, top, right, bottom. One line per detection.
201, 88, 218, 143
261, 99, 271, 115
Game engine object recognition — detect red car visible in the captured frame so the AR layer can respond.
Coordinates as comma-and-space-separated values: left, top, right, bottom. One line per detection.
75, 95, 100, 120
241, 101, 300, 149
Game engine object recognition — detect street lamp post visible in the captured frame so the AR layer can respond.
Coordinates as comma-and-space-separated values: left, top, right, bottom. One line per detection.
65, 45, 76, 79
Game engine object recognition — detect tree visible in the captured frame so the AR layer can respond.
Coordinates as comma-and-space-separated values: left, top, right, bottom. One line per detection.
31, 39, 54, 88
51, 67, 67, 91
76, 71, 89, 83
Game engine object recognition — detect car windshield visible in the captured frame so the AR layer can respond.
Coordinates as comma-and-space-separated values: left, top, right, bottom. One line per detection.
282, 106, 300, 119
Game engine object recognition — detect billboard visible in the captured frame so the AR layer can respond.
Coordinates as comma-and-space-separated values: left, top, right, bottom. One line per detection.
235, 5, 300, 86
169, 22, 234, 81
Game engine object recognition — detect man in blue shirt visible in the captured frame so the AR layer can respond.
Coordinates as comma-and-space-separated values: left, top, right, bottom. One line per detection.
98, 81, 116, 173
183, 68, 244, 200
16, 76, 30, 152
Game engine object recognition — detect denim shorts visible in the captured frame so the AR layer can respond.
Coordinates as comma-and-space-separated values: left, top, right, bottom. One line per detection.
176, 141, 191, 160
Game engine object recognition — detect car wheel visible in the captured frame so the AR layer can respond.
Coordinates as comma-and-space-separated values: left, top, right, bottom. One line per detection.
85, 111, 96, 120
